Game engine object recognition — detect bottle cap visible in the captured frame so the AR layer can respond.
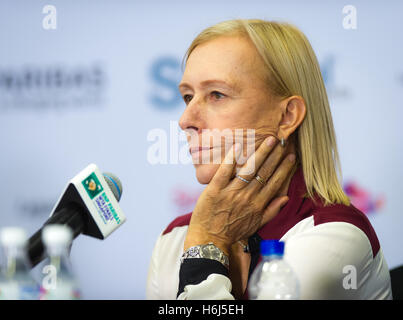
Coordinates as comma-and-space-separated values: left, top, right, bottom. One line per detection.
42, 224, 73, 248
260, 239, 285, 256
0, 227, 28, 247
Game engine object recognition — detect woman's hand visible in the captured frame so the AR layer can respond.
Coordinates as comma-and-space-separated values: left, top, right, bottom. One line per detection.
184, 136, 296, 256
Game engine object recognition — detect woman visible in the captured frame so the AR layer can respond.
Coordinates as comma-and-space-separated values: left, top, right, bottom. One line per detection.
146, 19, 392, 299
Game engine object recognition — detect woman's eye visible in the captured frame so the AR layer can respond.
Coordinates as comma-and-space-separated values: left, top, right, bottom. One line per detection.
210, 91, 225, 100
183, 94, 193, 104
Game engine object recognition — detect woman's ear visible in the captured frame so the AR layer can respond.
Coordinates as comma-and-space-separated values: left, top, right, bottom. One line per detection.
278, 96, 306, 139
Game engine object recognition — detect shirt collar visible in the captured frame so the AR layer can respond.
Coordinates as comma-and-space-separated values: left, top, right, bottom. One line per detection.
257, 165, 309, 239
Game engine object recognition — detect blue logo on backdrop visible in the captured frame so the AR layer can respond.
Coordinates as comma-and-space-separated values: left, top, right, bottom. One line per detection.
149, 56, 182, 110
321, 55, 335, 86
320, 55, 351, 99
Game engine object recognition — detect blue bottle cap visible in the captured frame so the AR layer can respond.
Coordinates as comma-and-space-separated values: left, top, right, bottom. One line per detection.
260, 239, 285, 256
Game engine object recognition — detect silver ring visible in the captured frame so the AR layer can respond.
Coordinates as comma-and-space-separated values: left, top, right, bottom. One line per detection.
235, 175, 250, 183
255, 175, 265, 186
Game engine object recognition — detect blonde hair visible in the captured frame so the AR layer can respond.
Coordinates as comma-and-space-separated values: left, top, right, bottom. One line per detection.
184, 19, 350, 206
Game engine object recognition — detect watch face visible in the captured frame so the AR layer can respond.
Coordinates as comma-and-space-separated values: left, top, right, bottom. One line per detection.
201, 244, 220, 260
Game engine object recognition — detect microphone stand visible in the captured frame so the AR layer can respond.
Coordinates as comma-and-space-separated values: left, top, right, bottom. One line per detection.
27, 203, 86, 267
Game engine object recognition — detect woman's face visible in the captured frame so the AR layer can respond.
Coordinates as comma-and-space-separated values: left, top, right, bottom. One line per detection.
178, 35, 282, 184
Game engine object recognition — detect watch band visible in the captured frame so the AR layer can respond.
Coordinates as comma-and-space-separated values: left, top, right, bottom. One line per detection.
181, 242, 229, 269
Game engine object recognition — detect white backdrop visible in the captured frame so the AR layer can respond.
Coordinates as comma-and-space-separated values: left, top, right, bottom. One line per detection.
0, 0, 402, 299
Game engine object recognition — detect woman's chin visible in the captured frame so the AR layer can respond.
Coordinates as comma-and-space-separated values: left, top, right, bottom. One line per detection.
194, 163, 220, 184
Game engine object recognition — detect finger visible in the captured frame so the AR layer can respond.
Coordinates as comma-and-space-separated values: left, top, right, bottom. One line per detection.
210, 143, 242, 188
257, 153, 296, 207
259, 196, 289, 228
247, 140, 290, 190
232, 136, 277, 187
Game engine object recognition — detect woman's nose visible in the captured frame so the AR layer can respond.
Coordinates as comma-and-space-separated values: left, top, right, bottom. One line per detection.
178, 100, 203, 134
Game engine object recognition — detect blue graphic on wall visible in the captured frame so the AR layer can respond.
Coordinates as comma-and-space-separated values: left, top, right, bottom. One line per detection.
149, 56, 182, 110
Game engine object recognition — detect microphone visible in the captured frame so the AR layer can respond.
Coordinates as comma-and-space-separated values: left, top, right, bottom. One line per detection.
27, 164, 126, 267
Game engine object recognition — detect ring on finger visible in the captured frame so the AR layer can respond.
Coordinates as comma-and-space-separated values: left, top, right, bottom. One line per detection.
254, 175, 266, 186
235, 174, 251, 184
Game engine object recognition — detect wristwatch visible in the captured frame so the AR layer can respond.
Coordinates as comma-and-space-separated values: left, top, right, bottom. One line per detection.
181, 242, 229, 269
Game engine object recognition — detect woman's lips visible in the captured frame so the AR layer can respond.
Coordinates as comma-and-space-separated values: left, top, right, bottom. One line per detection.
189, 146, 228, 165
189, 146, 214, 155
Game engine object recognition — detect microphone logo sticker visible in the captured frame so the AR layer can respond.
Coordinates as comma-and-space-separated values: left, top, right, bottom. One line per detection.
82, 173, 104, 199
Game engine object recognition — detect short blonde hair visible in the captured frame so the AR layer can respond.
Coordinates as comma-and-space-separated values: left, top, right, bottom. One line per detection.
184, 19, 350, 206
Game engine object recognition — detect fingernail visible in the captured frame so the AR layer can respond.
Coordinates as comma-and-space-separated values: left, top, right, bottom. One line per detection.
281, 197, 289, 208
288, 154, 296, 162
266, 136, 275, 147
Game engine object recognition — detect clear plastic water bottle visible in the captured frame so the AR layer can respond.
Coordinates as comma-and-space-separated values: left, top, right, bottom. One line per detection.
0, 227, 40, 300
248, 239, 299, 300
39, 225, 81, 300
